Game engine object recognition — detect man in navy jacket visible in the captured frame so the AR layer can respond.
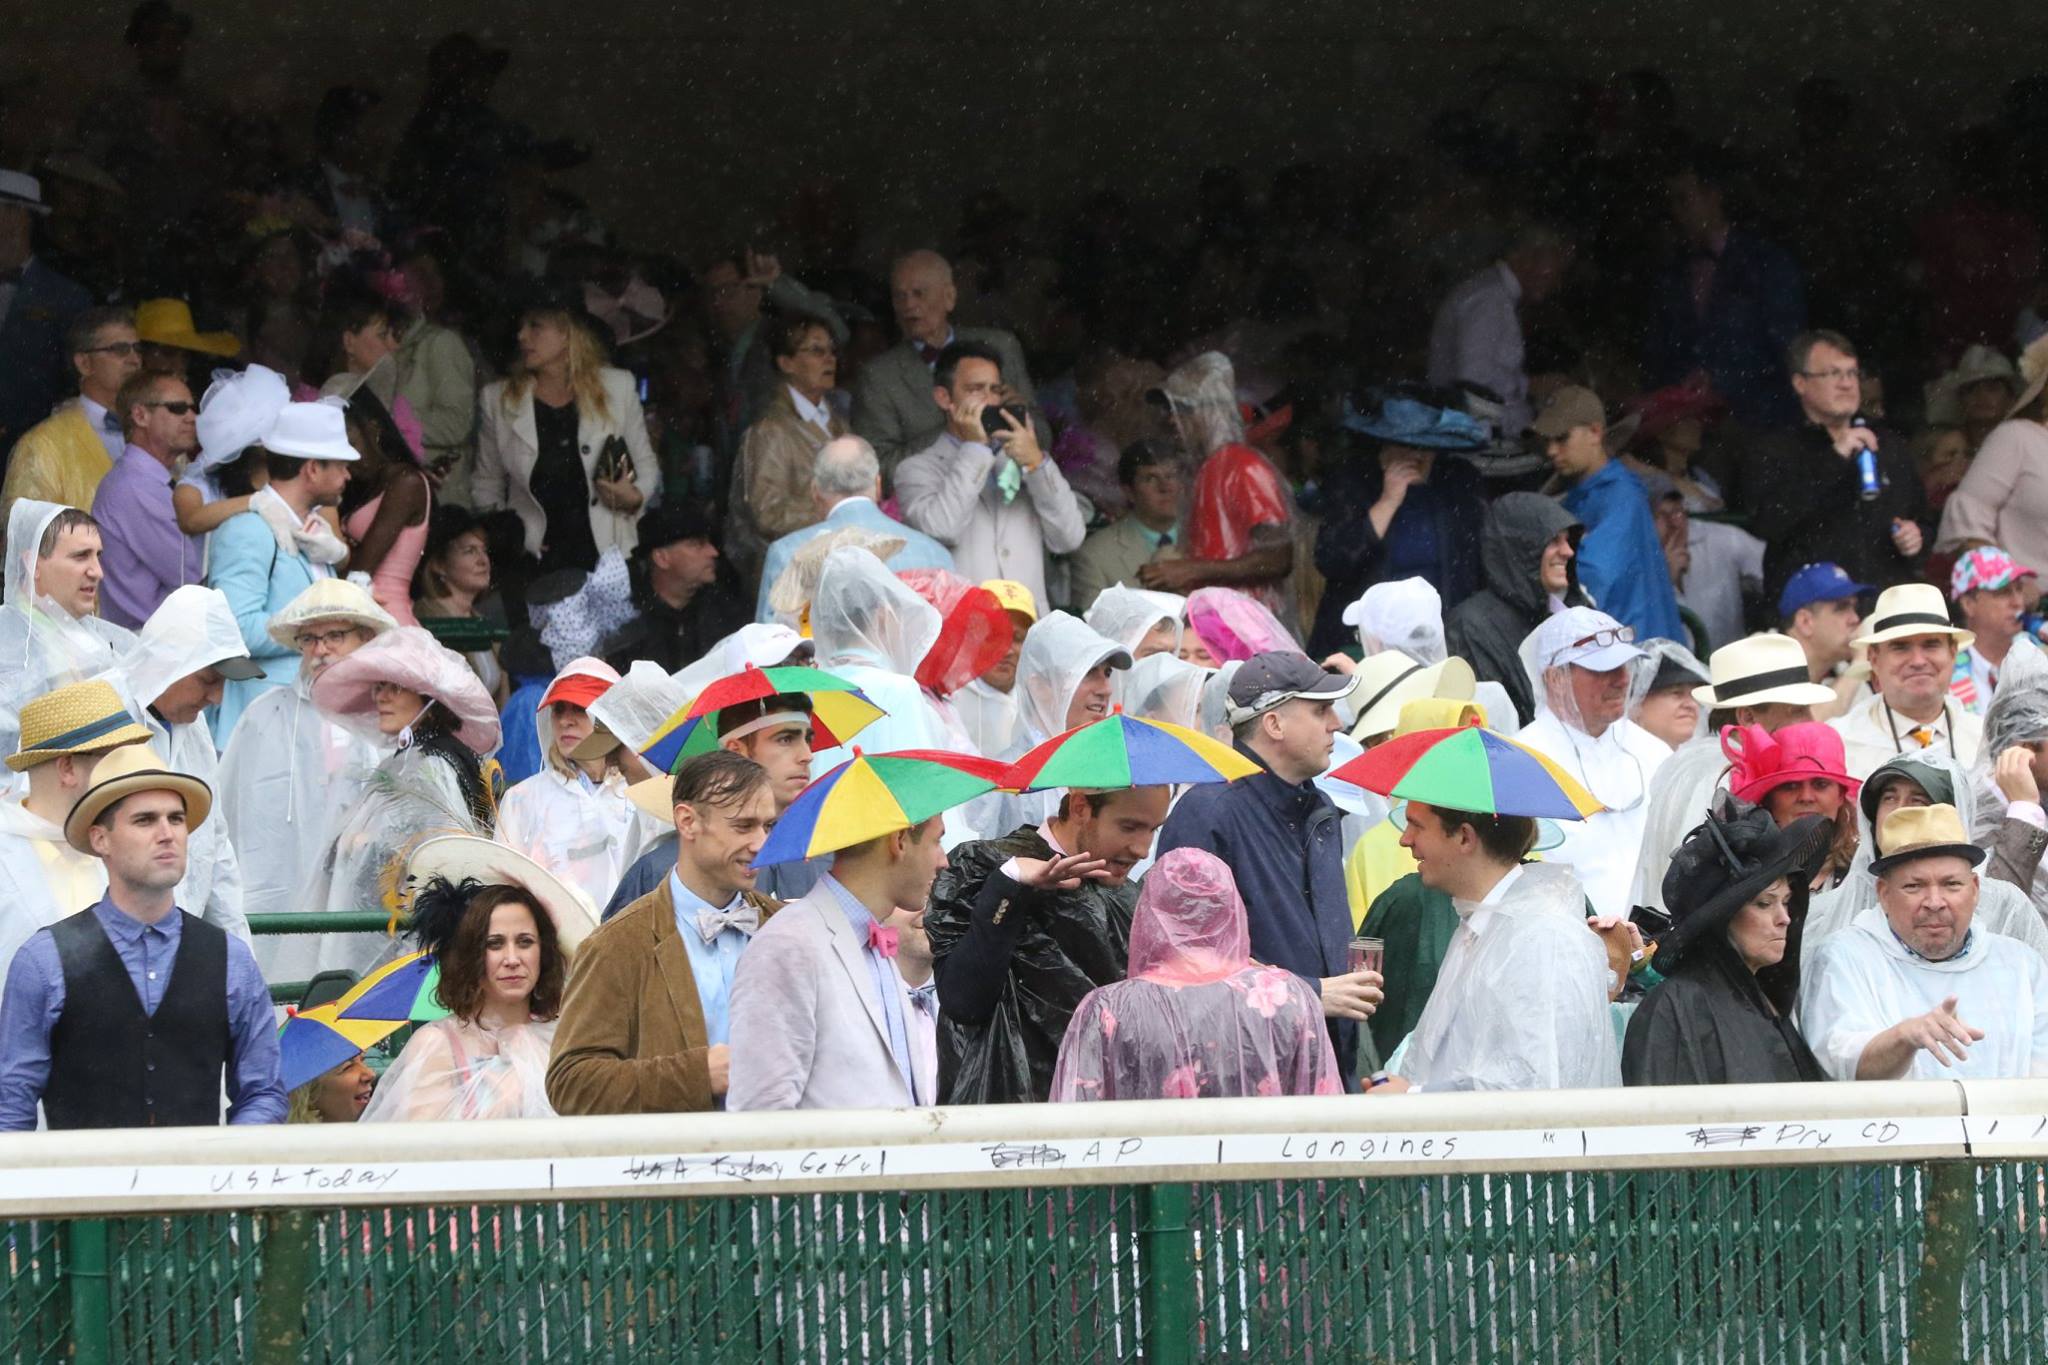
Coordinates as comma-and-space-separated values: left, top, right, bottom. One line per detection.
1154, 652, 1381, 1084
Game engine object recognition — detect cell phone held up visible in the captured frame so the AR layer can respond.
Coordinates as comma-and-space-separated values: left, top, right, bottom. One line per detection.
979, 403, 1030, 445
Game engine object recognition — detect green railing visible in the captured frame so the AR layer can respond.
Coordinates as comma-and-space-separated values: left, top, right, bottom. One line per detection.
249, 911, 409, 1005
2, 1083, 2044, 1362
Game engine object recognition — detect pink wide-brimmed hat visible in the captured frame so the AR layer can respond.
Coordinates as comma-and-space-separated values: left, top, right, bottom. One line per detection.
1721, 722, 1861, 806
311, 625, 502, 754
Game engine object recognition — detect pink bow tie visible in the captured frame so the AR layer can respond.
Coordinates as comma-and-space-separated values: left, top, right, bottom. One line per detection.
867, 922, 899, 957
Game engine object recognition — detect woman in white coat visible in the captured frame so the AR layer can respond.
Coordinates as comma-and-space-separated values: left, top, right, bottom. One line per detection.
494, 656, 639, 911
472, 295, 659, 577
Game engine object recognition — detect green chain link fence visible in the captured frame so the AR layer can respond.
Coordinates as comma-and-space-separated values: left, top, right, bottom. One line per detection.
4, 1158, 2043, 1363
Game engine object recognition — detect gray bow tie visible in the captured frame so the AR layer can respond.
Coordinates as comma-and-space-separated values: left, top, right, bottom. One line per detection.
696, 902, 760, 945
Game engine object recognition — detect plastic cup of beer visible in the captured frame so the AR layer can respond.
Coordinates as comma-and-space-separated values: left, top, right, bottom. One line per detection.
1348, 936, 1383, 976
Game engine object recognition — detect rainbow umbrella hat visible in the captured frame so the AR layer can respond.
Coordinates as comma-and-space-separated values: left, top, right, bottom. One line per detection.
332, 950, 451, 1025
755, 749, 1008, 866
1000, 708, 1258, 792
1328, 722, 1602, 821
640, 664, 884, 774
278, 1003, 407, 1092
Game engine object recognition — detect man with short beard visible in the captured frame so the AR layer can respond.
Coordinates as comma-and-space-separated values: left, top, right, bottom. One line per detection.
926, 785, 1171, 1103
1829, 583, 1983, 780
1801, 804, 2048, 1080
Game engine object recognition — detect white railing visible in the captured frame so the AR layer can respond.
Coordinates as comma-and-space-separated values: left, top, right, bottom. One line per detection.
0, 1077, 2043, 1215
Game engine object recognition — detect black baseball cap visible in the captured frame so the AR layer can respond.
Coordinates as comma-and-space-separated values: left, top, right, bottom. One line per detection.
1226, 651, 1358, 723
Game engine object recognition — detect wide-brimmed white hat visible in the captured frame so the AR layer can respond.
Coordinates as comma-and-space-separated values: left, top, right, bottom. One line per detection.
311, 626, 501, 754
1692, 633, 1838, 709
399, 833, 598, 953
1852, 583, 1974, 651
0, 169, 51, 215
266, 578, 399, 650
264, 399, 360, 462
1348, 651, 1476, 741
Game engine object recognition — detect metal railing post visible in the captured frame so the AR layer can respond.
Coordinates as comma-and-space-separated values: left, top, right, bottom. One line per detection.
1908, 1161, 1973, 1364
252, 1208, 314, 1365
64, 1218, 112, 1365
1139, 1183, 1194, 1365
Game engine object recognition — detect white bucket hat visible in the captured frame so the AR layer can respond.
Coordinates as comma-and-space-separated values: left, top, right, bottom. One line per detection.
264, 399, 360, 462
266, 578, 399, 651
1692, 632, 1839, 709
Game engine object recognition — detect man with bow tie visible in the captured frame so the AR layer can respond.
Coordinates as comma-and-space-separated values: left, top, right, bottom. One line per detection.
546, 750, 783, 1115
2, 306, 140, 526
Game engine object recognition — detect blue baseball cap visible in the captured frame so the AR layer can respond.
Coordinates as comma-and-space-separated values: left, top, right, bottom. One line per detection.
1777, 563, 1872, 619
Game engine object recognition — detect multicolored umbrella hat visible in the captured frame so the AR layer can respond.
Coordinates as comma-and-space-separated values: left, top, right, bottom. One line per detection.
278, 1003, 408, 1092
1000, 707, 1258, 792
639, 664, 885, 774
332, 950, 451, 1025
755, 748, 1009, 866
1327, 720, 1603, 820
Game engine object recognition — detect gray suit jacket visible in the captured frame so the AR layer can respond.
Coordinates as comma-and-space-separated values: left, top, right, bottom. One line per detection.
851, 326, 1038, 475
1064, 516, 1171, 612
726, 885, 919, 1111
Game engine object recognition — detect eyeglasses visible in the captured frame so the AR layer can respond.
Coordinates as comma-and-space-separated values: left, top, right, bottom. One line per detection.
792, 343, 837, 357
1569, 627, 1636, 651
1800, 367, 1862, 383
299, 627, 364, 650
82, 341, 140, 357
145, 400, 197, 415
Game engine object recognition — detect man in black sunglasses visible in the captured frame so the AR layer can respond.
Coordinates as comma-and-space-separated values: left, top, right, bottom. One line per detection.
91, 371, 202, 628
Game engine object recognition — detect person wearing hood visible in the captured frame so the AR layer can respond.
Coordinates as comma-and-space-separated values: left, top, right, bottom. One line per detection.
206, 400, 357, 741
1051, 848, 1342, 1101
1184, 586, 1298, 664
1627, 639, 1711, 749
0, 502, 137, 775
1624, 803, 1833, 1085
927, 779, 1171, 1104
117, 585, 263, 942
309, 625, 501, 974
1138, 352, 1294, 616
1444, 492, 1587, 726
1309, 393, 1488, 656
952, 579, 1035, 759
215, 578, 395, 983
494, 656, 638, 913
1084, 584, 1184, 663
966, 611, 1133, 839
1801, 804, 2048, 1080
1963, 642, 2048, 923
1513, 608, 1672, 917
1155, 652, 1378, 1082
0, 681, 153, 1009
897, 567, 1015, 756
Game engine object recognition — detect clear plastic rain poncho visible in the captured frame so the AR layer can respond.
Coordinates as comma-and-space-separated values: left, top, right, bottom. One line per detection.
1198, 659, 1243, 742
1626, 638, 1711, 737
0, 500, 137, 777
1050, 848, 1342, 1100
1967, 638, 2048, 924
1394, 861, 1622, 1091
1812, 750, 2048, 958
359, 1015, 561, 1121
1514, 608, 1673, 918
115, 585, 252, 939
1185, 587, 1298, 663
1123, 653, 1212, 731
1085, 585, 1185, 659
495, 657, 639, 912
1345, 577, 1446, 663
966, 612, 1132, 839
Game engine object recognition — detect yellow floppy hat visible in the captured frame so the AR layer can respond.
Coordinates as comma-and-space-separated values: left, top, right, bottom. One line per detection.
135, 298, 242, 358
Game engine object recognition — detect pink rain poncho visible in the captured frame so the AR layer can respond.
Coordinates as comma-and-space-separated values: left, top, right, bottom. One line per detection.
1185, 586, 1299, 663
1050, 848, 1342, 1100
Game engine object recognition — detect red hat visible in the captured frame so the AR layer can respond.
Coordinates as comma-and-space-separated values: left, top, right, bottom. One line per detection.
537, 656, 620, 713
897, 569, 1011, 698
1721, 722, 1861, 806
1625, 384, 1727, 443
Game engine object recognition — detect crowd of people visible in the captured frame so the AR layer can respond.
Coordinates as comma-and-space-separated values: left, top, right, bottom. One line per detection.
3, 7, 2048, 1133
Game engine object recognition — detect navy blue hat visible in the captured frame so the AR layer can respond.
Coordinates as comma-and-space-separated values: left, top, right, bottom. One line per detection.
1777, 563, 1872, 619
1340, 396, 1490, 451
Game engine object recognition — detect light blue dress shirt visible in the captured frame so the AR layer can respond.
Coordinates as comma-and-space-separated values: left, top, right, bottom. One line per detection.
667, 870, 753, 1046
817, 874, 915, 1100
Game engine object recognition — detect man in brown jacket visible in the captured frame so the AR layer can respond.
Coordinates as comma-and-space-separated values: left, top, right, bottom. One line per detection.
546, 751, 783, 1113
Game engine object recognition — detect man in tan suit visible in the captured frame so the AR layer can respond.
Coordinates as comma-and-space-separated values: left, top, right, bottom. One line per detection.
546, 751, 782, 1114
1064, 438, 1183, 611
851, 249, 1040, 475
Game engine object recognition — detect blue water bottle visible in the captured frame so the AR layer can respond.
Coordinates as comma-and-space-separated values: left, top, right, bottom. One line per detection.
1855, 447, 1881, 501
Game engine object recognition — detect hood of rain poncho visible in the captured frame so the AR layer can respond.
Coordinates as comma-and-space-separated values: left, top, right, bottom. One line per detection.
194, 364, 290, 472
1155, 351, 1245, 460
1480, 492, 1583, 618
586, 660, 693, 752
809, 547, 941, 676
311, 625, 502, 755
535, 656, 620, 760
119, 585, 252, 711
1186, 587, 1297, 663
898, 567, 1011, 698
1, 501, 136, 745
1345, 577, 1445, 663
1127, 848, 1251, 985
767, 526, 909, 624
1015, 611, 1132, 740
1627, 638, 1710, 720
1518, 605, 1650, 735
1980, 636, 2048, 760
1124, 653, 1211, 731
1198, 660, 1243, 740
1084, 586, 1185, 658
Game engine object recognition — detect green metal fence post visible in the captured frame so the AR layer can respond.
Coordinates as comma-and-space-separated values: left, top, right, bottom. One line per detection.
1139, 1184, 1194, 1365
64, 1218, 111, 1365
1908, 1161, 1973, 1365
252, 1209, 314, 1365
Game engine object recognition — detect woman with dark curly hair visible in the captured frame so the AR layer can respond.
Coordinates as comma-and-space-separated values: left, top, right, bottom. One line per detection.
360, 837, 594, 1121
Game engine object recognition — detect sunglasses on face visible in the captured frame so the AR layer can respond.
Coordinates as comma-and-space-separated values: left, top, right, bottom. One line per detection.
145, 400, 197, 415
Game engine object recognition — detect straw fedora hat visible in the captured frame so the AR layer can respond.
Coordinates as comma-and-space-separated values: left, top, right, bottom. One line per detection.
266, 578, 399, 651
1347, 651, 1476, 741
134, 298, 241, 358
8, 679, 152, 772
63, 743, 212, 854
626, 773, 674, 826
1869, 803, 1986, 878
398, 833, 599, 952
1691, 633, 1838, 709
1851, 583, 1974, 651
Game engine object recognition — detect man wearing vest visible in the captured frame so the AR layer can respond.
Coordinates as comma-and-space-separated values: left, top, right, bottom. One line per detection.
0, 743, 284, 1129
